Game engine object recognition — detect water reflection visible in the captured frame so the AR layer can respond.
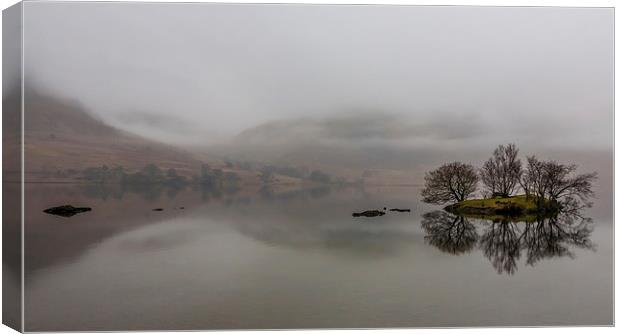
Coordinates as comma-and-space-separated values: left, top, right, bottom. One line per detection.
24, 183, 345, 275
29, 183, 598, 277
479, 220, 522, 275
258, 185, 332, 201
76, 182, 240, 202
420, 211, 478, 255
520, 215, 594, 266
421, 210, 596, 275
23, 184, 612, 330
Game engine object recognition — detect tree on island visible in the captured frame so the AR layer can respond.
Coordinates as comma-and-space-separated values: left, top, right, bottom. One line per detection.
422, 143, 598, 217
521, 156, 597, 209
421, 162, 479, 204
480, 143, 522, 198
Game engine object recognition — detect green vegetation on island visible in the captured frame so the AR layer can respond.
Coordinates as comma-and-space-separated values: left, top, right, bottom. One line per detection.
444, 195, 555, 222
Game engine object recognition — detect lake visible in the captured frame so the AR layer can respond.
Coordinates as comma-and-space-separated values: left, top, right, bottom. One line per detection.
22, 183, 613, 331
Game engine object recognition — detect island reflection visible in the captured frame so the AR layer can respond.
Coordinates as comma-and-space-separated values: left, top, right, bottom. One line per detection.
421, 210, 595, 275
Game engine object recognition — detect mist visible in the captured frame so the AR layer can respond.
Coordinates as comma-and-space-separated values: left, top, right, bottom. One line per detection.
21, 2, 612, 180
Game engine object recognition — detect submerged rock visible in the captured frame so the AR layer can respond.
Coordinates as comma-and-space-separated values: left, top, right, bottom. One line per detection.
352, 210, 386, 217
43, 205, 92, 217
152, 208, 164, 211
389, 208, 411, 212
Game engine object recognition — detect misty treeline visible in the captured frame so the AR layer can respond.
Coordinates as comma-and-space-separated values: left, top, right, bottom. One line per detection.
421, 143, 597, 209
258, 165, 333, 184
52, 161, 336, 188
70, 163, 240, 191
224, 160, 335, 184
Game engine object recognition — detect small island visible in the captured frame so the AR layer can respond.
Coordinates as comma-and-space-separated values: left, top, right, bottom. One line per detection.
443, 195, 556, 221
421, 143, 597, 220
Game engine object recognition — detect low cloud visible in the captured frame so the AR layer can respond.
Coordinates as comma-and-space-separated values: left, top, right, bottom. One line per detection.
236, 111, 487, 148
115, 111, 197, 134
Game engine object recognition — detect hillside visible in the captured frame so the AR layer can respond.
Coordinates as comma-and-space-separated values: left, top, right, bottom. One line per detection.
6, 89, 324, 187
205, 117, 427, 185
12, 89, 204, 180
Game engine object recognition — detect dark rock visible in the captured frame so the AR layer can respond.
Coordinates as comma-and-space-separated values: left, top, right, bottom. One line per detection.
352, 210, 386, 217
152, 208, 164, 211
389, 208, 411, 212
43, 205, 92, 217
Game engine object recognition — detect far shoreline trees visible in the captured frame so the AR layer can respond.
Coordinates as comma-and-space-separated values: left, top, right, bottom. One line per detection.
421, 144, 597, 211
78, 162, 336, 189
258, 165, 333, 185
80, 163, 239, 190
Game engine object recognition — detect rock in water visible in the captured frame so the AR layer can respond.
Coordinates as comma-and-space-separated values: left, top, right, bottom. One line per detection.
352, 210, 386, 217
43, 205, 92, 217
152, 208, 164, 211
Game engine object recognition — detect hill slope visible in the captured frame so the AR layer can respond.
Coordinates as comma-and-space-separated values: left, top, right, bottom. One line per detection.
14, 89, 203, 179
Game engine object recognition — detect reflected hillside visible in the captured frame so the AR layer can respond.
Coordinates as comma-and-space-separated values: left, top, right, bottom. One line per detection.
24, 184, 422, 277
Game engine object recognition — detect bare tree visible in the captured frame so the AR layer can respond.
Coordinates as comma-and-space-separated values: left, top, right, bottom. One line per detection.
544, 161, 597, 205
521, 156, 547, 203
521, 156, 597, 209
480, 144, 522, 197
421, 162, 479, 204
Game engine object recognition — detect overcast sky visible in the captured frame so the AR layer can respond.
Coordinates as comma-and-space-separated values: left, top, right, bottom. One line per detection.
23, 3, 613, 151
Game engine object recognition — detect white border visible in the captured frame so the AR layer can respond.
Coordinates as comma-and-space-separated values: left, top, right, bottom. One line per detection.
0, 1, 617, 334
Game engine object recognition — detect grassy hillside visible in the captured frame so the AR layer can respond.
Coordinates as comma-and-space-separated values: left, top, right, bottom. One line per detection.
17, 89, 203, 179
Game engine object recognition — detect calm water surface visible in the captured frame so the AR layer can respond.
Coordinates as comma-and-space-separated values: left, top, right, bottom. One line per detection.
23, 184, 613, 331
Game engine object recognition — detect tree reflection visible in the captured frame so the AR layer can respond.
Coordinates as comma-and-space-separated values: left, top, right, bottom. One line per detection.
421, 211, 478, 255
479, 220, 522, 275
520, 214, 594, 267
421, 210, 595, 275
